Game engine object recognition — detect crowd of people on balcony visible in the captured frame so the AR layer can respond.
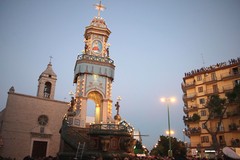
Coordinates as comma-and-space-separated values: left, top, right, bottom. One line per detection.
231, 138, 240, 147
184, 127, 201, 137
184, 57, 240, 77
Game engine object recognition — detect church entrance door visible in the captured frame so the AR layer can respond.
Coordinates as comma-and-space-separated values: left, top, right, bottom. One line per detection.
31, 141, 47, 158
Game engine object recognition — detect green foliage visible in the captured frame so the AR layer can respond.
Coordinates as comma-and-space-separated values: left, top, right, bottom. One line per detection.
226, 91, 236, 103
134, 140, 144, 154
150, 135, 187, 159
226, 83, 240, 103
192, 113, 200, 121
207, 94, 226, 115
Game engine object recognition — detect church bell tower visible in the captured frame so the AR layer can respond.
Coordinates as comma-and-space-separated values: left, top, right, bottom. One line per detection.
70, 1, 115, 128
37, 60, 57, 100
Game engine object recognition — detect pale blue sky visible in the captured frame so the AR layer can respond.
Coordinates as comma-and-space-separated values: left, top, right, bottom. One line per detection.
0, 0, 240, 150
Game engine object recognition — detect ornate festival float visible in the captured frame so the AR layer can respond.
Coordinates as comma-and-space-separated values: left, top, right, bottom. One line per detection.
58, 1, 137, 160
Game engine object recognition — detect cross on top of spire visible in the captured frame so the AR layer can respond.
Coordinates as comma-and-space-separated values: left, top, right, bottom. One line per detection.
49, 56, 53, 64
94, 0, 106, 17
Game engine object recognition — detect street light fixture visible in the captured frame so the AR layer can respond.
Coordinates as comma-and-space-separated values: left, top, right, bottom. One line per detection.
166, 130, 175, 135
161, 97, 176, 158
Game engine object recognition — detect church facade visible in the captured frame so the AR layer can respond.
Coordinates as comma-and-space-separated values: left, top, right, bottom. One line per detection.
0, 62, 68, 159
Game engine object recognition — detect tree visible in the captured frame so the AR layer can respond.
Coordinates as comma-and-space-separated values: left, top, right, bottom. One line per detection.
203, 94, 226, 153
203, 83, 240, 155
134, 140, 144, 154
226, 83, 240, 104
150, 135, 187, 160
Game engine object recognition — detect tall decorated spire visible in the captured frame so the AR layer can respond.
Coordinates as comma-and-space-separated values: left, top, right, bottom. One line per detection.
71, 1, 115, 127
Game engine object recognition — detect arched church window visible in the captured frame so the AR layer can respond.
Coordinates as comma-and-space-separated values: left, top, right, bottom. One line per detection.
44, 82, 51, 98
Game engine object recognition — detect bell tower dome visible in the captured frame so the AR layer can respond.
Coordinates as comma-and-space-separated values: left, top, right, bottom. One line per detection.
70, 1, 115, 128
37, 60, 57, 100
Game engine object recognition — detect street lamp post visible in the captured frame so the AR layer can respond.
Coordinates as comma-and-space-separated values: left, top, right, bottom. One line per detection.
161, 97, 176, 158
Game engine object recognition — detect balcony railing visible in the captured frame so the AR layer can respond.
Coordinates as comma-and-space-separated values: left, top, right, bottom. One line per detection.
183, 106, 188, 114
89, 123, 133, 135
210, 126, 225, 132
231, 138, 240, 147
183, 104, 199, 113
203, 76, 218, 84
205, 88, 219, 95
221, 71, 240, 80
229, 123, 240, 132
77, 54, 114, 65
227, 111, 240, 117
184, 127, 201, 137
183, 115, 200, 124
222, 84, 234, 92
188, 106, 198, 112
181, 81, 195, 90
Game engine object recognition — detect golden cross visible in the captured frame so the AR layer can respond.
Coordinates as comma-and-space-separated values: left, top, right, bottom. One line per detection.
94, 0, 106, 17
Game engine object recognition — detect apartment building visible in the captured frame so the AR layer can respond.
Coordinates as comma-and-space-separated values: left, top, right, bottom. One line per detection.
182, 58, 240, 158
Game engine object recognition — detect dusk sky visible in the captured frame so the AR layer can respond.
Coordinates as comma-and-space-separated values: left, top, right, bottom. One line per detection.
1, 0, 240, 149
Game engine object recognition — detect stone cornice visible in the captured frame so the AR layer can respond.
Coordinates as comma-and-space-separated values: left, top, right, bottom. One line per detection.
8, 92, 68, 104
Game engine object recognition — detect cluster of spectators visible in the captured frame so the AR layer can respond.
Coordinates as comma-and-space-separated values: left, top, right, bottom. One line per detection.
0, 156, 57, 160
184, 57, 240, 77
183, 127, 201, 137
231, 138, 240, 147
23, 156, 57, 160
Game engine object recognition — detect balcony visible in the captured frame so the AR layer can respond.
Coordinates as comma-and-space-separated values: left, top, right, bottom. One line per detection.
182, 93, 197, 103
183, 106, 188, 114
205, 88, 219, 96
184, 127, 201, 137
182, 94, 187, 103
181, 81, 196, 91
183, 104, 198, 113
221, 71, 240, 80
231, 138, 240, 147
210, 126, 225, 132
229, 123, 240, 132
227, 111, 240, 117
222, 84, 234, 92
203, 76, 218, 84
183, 114, 200, 124
181, 82, 186, 93
188, 106, 198, 112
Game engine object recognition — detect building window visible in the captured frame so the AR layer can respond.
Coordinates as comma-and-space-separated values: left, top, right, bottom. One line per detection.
217, 122, 224, 131
211, 72, 217, 80
200, 110, 206, 116
232, 67, 239, 75
199, 98, 205, 104
201, 136, 209, 143
197, 75, 202, 81
219, 135, 225, 145
198, 87, 203, 93
213, 84, 218, 93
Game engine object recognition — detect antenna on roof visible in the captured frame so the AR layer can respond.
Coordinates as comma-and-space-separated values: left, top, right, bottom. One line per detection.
201, 53, 205, 67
